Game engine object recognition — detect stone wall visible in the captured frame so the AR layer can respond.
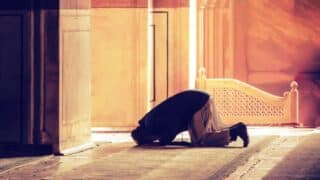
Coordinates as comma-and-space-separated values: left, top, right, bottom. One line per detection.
90, 0, 190, 128
235, 0, 320, 126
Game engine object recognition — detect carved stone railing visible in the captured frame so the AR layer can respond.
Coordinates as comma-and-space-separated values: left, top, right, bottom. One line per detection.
196, 68, 300, 126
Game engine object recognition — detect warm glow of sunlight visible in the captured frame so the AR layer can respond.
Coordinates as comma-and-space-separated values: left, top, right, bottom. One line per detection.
189, 0, 197, 89
248, 127, 317, 137
91, 127, 319, 143
147, 0, 154, 111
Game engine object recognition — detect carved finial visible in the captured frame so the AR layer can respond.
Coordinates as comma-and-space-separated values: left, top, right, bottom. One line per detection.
198, 67, 207, 79
290, 81, 298, 90
283, 91, 289, 97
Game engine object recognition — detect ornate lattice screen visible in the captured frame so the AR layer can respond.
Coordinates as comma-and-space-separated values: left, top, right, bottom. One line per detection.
196, 68, 299, 126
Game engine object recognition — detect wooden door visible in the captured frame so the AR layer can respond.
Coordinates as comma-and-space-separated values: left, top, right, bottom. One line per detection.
151, 12, 169, 107
0, 15, 25, 143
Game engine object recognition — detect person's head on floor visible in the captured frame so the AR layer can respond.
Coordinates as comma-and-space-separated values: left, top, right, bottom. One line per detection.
131, 126, 158, 146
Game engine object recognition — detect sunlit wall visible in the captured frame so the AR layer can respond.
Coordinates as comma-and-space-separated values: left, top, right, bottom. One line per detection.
242, 0, 320, 126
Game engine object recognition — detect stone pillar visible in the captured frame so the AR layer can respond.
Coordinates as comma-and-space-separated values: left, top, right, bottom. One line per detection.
223, 0, 234, 78
201, 0, 234, 78
40, 0, 92, 154
41, 1, 60, 150
197, 1, 205, 69
203, 1, 215, 78
57, 0, 92, 154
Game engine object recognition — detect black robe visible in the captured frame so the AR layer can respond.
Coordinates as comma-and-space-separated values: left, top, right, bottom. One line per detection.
131, 90, 209, 145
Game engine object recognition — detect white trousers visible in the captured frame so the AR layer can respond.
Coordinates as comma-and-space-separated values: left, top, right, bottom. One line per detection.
188, 98, 230, 146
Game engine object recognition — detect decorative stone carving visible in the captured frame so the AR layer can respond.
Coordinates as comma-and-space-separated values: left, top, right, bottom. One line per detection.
196, 68, 300, 125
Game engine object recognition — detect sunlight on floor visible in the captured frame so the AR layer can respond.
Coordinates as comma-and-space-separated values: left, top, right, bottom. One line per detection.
91, 127, 319, 143
91, 133, 133, 143
248, 126, 318, 136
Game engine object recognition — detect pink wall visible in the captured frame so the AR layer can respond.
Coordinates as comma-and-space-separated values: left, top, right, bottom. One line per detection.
240, 0, 320, 126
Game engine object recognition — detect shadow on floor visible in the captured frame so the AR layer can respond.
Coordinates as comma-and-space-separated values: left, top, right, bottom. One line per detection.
263, 134, 320, 179
132, 141, 245, 150
0, 144, 52, 158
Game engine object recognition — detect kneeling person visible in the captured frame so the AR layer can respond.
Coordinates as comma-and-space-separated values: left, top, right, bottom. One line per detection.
189, 98, 249, 147
131, 90, 249, 147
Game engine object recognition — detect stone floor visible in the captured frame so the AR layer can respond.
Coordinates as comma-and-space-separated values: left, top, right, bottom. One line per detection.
1, 127, 320, 180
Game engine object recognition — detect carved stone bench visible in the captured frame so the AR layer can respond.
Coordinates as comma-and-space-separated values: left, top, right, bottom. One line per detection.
196, 68, 300, 126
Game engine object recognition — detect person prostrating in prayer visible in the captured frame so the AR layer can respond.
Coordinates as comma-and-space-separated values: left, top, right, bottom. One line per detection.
131, 90, 249, 147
